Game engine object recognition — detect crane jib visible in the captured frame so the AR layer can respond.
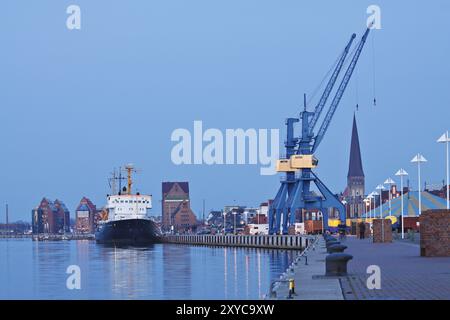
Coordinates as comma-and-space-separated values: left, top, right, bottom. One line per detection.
312, 27, 371, 153
308, 33, 356, 136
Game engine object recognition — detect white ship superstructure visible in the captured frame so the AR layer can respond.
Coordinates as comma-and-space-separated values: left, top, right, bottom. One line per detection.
95, 164, 160, 244
107, 194, 152, 221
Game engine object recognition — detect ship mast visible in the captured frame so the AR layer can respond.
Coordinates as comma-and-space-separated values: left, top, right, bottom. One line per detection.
125, 164, 136, 195
109, 167, 126, 195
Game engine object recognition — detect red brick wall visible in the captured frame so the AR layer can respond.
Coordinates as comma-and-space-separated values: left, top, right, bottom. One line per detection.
305, 220, 322, 234
420, 210, 450, 257
356, 222, 371, 238
373, 219, 392, 243
162, 182, 190, 229
174, 202, 197, 230
403, 217, 420, 231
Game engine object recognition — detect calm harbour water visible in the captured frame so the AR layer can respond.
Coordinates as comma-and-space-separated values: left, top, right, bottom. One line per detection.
0, 239, 298, 300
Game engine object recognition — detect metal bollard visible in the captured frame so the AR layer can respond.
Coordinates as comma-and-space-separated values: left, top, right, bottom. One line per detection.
327, 244, 347, 254
325, 253, 353, 276
326, 240, 340, 249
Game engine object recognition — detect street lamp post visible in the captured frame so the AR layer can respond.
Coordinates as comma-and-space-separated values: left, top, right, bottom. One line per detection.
232, 211, 237, 235
437, 131, 450, 210
223, 210, 227, 234
384, 178, 395, 218
369, 193, 375, 236
411, 154, 428, 216
367, 193, 374, 220
363, 198, 369, 222
376, 184, 385, 242
395, 168, 408, 239
371, 191, 379, 220
376, 185, 385, 219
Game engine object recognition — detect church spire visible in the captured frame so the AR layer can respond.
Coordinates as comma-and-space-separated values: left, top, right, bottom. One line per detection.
348, 114, 364, 178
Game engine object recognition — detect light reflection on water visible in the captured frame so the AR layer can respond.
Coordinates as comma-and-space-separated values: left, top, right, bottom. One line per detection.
0, 239, 298, 300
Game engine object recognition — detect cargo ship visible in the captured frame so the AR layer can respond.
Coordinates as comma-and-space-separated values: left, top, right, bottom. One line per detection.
95, 164, 161, 245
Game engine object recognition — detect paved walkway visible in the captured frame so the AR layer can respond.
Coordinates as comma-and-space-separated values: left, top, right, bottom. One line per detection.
273, 237, 343, 300
341, 236, 450, 300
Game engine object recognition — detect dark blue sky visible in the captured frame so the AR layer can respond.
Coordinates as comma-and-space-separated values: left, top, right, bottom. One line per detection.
1, 1, 449, 221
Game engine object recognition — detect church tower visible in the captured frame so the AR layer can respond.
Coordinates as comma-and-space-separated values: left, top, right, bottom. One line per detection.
345, 114, 365, 218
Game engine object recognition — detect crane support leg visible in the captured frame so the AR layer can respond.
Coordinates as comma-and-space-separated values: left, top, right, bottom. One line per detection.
285, 181, 304, 234
282, 207, 290, 235
311, 172, 346, 227
269, 183, 288, 235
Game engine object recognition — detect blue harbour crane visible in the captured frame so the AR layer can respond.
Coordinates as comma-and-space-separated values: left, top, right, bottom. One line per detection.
269, 26, 372, 235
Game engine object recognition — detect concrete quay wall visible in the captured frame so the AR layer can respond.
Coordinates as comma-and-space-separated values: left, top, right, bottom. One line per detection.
161, 234, 310, 250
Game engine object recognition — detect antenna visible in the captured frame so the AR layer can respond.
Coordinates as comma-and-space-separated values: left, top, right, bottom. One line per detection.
119, 166, 123, 192
110, 168, 117, 195
109, 167, 126, 195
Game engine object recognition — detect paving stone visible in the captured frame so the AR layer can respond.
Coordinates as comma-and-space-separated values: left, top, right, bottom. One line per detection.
340, 236, 450, 300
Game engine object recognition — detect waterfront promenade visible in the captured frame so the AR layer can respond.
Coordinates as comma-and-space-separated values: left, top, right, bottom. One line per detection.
341, 236, 450, 300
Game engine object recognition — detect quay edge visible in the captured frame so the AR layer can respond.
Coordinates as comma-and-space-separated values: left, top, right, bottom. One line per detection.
161, 234, 312, 250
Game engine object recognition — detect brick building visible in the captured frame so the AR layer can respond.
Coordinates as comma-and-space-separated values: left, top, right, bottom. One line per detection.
162, 182, 197, 232
75, 197, 97, 233
32, 198, 70, 234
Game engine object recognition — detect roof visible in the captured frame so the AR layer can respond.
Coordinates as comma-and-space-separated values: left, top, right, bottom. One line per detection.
77, 204, 90, 212
40, 198, 56, 211
77, 197, 96, 211
162, 182, 189, 194
362, 191, 447, 218
347, 114, 364, 178
54, 199, 69, 212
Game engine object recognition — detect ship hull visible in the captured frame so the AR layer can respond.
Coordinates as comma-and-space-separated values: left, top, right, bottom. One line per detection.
95, 219, 160, 245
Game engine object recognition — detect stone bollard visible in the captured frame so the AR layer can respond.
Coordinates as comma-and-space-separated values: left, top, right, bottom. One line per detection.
326, 244, 347, 254
325, 253, 353, 276
326, 240, 340, 248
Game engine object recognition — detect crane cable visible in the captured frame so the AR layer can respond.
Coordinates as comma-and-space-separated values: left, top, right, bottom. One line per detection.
354, 65, 359, 111
306, 51, 342, 107
372, 33, 377, 106
289, 51, 343, 119
299, 40, 359, 118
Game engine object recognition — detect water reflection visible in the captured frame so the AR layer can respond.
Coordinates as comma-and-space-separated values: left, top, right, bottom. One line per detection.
162, 244, 192, 299
0, 240, 299, 299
